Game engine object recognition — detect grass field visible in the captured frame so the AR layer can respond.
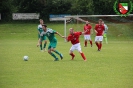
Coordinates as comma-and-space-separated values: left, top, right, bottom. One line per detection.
0, 23, 133, 88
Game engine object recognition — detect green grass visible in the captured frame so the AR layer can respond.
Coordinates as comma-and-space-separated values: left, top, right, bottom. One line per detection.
0, 23, 133, 88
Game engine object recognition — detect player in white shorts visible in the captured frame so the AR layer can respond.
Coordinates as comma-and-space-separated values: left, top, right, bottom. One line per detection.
70, 43, 81, 52
94, 19, 105, 51
66, 28, 87, 61
83, 21, 93, 47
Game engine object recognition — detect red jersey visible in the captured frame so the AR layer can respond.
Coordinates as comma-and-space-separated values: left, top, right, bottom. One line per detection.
67, 32, 82, 45
84, 24, 92, 35
95, 24, 105, 36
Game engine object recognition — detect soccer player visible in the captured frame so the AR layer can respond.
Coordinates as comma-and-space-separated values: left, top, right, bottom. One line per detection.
102, 21, 108, 44
83, 21, 93, 47
65, 28, 87, 61
37, 24, 64, 61
94, 19, 105, 51
37, 19, 47, 51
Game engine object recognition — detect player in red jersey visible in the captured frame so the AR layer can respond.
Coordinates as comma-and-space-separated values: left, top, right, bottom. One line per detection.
94, 19, 105, 51
84, 21, 93, 47
65, 28, 87, 61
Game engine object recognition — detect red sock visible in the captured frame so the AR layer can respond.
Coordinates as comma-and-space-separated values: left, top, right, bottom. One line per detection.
85, 41, 87, 46
70, 53, 75, 60
95, 42, 99, 48
90, 40, 92, 46
99, 43, 102, 50
80, 53, 86, 60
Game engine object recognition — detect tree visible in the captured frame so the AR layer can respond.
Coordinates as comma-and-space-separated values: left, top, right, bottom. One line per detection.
0, 0, 17, 21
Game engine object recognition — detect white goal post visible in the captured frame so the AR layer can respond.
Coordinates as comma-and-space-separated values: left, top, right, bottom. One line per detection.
64, 14, 133, 38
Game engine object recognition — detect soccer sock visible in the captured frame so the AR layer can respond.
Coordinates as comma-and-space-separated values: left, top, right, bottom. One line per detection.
70, 53, 75, 60
85, 41, 87, 46
49, 52, 57, 59
80, 53, 86, 60
90, 40, 92, 46
54, 50, 61, 56
99, 43, 102, 50
105, 38, 108, 43
40, 44, 42, 50
43, 42, 47, 48
95, 42, 99, 48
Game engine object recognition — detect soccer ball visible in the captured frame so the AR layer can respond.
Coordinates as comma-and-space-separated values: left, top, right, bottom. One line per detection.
23, 56, 29, 61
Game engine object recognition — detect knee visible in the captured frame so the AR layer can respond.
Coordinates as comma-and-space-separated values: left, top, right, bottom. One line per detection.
45, 40, 47, 43
48, 50, 51, 54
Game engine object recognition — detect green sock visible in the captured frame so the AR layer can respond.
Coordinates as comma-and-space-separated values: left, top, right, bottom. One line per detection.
49, 52, 57, 59
40, 44, 42, 50
105, 38, 108, 43
54, 50, 61, 56
43, 43, 47, 48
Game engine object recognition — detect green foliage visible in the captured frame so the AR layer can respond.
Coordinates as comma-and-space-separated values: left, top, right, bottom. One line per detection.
70, 0, 94, 15
0, 0, 17, 21
0, 0, 123, 21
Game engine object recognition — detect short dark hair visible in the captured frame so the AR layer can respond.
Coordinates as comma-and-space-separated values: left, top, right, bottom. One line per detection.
42, 24, 47, 27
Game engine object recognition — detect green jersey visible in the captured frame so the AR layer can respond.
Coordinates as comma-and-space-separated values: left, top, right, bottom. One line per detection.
41, 28, 57, 42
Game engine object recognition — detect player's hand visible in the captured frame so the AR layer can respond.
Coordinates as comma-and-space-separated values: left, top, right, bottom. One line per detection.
37, 43, 40, 47
62, 36, 66, 38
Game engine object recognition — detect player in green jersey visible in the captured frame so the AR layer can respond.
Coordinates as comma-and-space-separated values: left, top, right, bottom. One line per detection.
37, 19, 47, 51
102, 21, 108, 44
37, 24, 64, 61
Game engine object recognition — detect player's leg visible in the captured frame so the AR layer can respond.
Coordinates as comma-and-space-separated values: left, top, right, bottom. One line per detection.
88, 35, 93, 47
43, 36, 47, 51
39, 39, 43, 51
99, 36, 103, 51
103, 33, 108, 44
95, 36, 99, 48
95, 36, 100, 51
69, 45, 75, 60
38, 35, 43, 51
76, 43, 87, 61
84, 35, 87, 47
52, 49, 63, 60
89, 40, 93, 47
48, 45, 59, 61
51, 41, 63, 60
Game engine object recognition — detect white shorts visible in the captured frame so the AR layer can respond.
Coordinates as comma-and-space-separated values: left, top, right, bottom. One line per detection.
95, 36, 103, 42
84, 35, 91, 40
70, 43, 81, 52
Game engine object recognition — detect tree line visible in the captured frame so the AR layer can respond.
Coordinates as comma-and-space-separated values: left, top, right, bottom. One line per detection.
0, 0, 124, 22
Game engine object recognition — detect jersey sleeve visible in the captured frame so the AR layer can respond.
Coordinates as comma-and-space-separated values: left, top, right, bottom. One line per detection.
67, 35, 71, 41
78, 32, 82, 35
48, 28, 56, 33
95, 24, 97, 30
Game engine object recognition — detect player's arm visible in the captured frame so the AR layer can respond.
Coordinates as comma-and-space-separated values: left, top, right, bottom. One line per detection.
90, 26, 93, 34
102, 26, 105, 35
94, 29, 98, 34
65, 36, 70, 42
37, 38, 41, 47
55, 32, 65, 38
81, 30, 88, 35
94, 25, 98, 34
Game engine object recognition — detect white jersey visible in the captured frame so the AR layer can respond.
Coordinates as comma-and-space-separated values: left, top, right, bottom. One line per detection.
104, 24, 108, 33
38, 24, 42, 29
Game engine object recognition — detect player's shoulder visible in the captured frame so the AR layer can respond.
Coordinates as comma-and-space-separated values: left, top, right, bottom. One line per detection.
38, 24, 42, 28
75, 31, 82, 35
47, 28, 54, 33
95, 24, 99, 26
